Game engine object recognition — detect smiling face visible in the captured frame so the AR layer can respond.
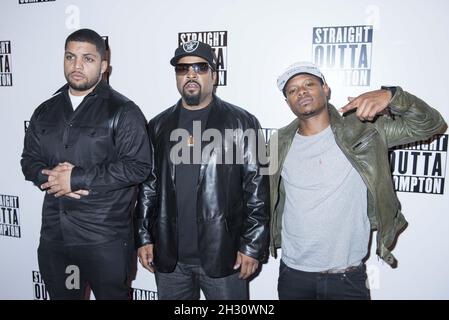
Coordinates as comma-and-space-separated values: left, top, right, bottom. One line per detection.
64, 41, 107, 96
175, 56, 216, 109
284, 73, 330, 119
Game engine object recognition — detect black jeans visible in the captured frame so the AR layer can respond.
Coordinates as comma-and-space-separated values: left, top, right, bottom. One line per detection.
278, 260, 371, 300
37, 238, 133, 300
155, 262, 248, 300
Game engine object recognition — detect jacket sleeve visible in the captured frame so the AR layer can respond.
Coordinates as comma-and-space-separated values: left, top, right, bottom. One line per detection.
377, 86, 447, 148
70, 102, 152, 193
239, 116, 270, 262
20, 107, 50, 190
134, 121, 158, 248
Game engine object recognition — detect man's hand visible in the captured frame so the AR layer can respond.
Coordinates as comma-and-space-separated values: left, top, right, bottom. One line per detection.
66, 189, 90, 200
56, 162, 89, 199
41, 164, 72, 197
233, 251, 259, 279
138, 244, 155, 273
339, 89, 392, 121
41, 162, 89, 198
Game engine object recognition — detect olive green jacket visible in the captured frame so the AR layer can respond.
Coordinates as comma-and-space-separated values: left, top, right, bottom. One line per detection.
269, 87, 447, 266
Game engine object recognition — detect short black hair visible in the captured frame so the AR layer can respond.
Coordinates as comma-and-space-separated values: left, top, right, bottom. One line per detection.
65, 28, 106, 60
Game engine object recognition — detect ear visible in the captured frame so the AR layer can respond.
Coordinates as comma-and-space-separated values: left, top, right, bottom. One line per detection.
323, 83, 331, 100
100, 60, 108, 74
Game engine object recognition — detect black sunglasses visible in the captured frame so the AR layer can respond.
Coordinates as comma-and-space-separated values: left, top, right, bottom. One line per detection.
174, 62, 212, 75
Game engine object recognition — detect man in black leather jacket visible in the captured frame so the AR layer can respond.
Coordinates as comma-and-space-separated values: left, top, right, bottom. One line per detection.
21, 29, 151, 299
135, 41, 269, 300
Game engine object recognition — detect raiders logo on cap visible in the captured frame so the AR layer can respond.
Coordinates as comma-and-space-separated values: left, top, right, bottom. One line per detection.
183, 40, 199, 53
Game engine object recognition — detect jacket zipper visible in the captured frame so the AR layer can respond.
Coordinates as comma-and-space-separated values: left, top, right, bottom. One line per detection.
352, 130, 379, 150
271, 132, 293, 252
332, 126, 383, 253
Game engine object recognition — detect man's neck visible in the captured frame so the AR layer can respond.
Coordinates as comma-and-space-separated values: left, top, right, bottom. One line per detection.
298, 109, 330, 136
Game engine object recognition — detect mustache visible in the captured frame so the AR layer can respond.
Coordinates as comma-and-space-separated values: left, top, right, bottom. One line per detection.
299, 96, 312, 104
69, 71, 85, 77
183, 80, 200, 89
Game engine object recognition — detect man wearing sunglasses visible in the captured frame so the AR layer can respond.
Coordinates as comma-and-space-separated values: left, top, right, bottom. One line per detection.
135, 40, 269, 300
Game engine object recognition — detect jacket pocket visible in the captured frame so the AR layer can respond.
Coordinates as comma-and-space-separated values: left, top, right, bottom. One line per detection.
352, 129, 379, 151
34, 123, 59, 155
35, 123, 57, 136
79, 126, 109, 138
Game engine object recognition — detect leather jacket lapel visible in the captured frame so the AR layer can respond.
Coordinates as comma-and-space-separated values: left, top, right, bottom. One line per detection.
162, 103, 181, 186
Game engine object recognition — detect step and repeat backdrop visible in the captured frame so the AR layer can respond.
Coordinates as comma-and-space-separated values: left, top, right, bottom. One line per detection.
1, 0, 448, 299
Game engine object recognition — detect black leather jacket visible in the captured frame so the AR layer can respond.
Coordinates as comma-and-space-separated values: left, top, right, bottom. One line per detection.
134, 96, 270, 277
21, 81, 151, 245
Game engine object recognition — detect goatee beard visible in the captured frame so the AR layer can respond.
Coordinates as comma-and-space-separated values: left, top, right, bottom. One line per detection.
68, 80, 97, 92
183, 81, 201, 106
183, 93, 201, 106
66, 71, 102, 93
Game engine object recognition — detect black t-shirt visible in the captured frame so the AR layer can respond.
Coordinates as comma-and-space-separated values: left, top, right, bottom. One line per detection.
175, 103, 212, 264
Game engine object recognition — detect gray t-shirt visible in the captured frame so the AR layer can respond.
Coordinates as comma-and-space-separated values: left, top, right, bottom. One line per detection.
281, 125, 370, 272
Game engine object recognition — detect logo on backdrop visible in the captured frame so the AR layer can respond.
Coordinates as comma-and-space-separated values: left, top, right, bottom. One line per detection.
0, 194, 21, 238
132, 287, 158, 300
390, 134, 447, 194
19, 0, 55, 4
32, 271, 49, 300
178, 31, 228, 86
312, 25, 373, 86
0, 41, 12, 87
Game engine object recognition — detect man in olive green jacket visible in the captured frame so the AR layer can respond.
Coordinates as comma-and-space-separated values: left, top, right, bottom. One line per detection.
269, 61, 447, 300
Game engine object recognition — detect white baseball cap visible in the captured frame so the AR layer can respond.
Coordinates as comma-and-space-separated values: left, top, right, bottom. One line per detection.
277, 61, 326, 93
